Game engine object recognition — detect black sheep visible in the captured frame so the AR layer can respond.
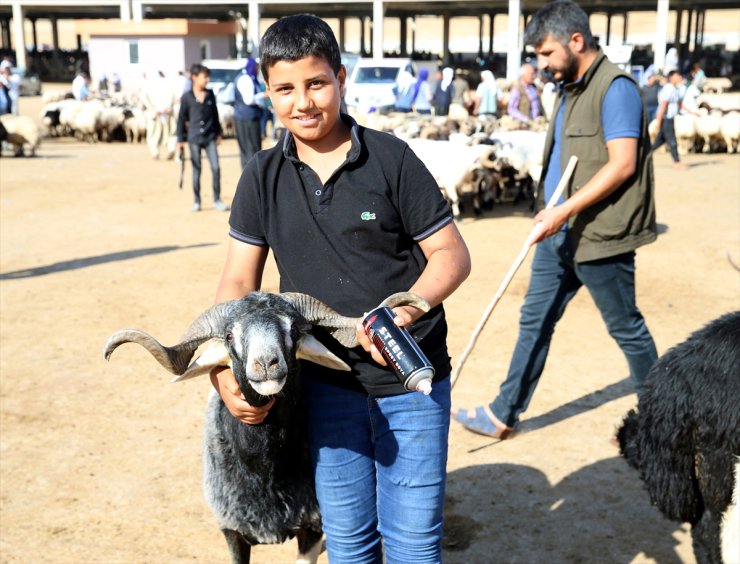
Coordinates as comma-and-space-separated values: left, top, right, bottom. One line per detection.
618, 311, 740, 564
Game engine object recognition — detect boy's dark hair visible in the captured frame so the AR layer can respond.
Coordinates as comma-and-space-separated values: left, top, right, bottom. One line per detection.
190, 63, 210, 77
523, 0, 596, 50
259, 14, 341, 82
666, 70, 681, 79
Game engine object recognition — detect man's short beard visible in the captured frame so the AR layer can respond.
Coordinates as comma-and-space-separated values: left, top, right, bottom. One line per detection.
560, 46, 580, 83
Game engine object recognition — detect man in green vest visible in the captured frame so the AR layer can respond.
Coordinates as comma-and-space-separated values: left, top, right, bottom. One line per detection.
453, 0, 658, 440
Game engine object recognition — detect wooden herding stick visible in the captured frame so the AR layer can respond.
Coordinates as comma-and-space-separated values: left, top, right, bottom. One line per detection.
450, 155, 578, 389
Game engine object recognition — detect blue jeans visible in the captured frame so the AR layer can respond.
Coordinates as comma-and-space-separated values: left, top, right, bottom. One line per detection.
490, 231, 657, 428
651, 117, 680, 162
188, 140, 220, 203
301, 375, 451, 564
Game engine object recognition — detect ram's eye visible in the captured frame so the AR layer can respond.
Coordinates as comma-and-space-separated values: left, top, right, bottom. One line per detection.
225, 333, 234, 344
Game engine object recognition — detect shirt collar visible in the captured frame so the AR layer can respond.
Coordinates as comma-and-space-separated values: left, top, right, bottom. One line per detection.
282, 113, 362, 164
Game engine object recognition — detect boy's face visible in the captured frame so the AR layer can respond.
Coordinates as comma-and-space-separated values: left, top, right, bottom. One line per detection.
266, 55, 346, 146
193, 71, 210, 89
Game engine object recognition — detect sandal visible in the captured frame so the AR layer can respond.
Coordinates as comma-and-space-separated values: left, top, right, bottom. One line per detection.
452, 406, 514, 440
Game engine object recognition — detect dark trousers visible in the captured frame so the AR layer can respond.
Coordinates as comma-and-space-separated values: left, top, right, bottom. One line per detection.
490, 231, 658, 427
189, 140, 220, 203
235, 118, 262, 170
651, 117, 680, 162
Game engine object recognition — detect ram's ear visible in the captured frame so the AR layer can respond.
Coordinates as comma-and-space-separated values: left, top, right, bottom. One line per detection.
296, 334, 351, 371
171, 340, 231, 382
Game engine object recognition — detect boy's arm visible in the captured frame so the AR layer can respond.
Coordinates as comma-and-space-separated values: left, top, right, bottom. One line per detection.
212, 92, 223, 140
209, 238, 272, 424
355, 221, 471, 365
176, 95, 188, 146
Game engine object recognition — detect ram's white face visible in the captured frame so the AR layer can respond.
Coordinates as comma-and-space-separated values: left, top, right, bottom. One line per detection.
230, 315, 293, 396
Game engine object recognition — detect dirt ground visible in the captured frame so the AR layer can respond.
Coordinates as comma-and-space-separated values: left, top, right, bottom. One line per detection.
0, 91, 738, 564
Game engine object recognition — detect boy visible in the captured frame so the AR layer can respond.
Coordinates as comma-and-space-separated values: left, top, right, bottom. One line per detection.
209, 14, 470, 563
176, 64, 229, 212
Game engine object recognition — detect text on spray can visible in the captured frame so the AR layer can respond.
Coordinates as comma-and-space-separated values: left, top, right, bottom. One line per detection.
362, 306, 434, 395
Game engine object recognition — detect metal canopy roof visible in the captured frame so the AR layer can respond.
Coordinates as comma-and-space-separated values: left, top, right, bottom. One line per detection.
1, 1, 738, 21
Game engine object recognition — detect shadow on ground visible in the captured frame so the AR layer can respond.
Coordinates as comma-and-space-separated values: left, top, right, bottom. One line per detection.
443, 458, 687, 563
0, 243, 217, 280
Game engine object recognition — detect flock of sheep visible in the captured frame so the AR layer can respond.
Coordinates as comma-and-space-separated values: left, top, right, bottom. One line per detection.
662, 106, 740, 154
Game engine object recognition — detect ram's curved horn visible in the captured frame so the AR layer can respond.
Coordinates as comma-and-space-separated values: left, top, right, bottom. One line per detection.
281, 291, 431, 348
280, 292, 359, 348
103, 301, 235, 375
378, 292, 431, 312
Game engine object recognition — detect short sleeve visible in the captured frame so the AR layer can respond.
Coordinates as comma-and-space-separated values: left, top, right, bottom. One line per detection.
228, 159, 268, 246
397, 145, 453, 241
602, 77, 643, 141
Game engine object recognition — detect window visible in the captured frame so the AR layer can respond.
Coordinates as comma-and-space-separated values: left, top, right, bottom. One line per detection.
200, 40, 210, 60
128, 40, 139, 64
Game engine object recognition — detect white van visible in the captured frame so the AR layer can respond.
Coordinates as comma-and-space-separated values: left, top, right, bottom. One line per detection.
344, 57, 416, 113
201, 58, 247, 103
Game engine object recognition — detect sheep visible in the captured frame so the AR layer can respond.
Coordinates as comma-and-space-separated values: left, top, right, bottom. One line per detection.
720, 111, 739, 154
122, 106, 147, 143
0, 114, 41, 156
617, 311, 740, 564
695, 109, 726, 153
217, 103, 236, 138
674, 113, 698, 155
407, 138, 499, 218
104, 290, 429, 564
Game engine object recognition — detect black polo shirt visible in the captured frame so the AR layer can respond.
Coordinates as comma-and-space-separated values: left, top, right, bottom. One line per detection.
228, 115, 454, 396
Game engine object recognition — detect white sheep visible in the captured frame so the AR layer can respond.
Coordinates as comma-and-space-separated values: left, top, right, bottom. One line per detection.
217, 103, 235, 138
407, 138, 497, 218
695, 108, 726, 153
674, 113, 698, 155
0, 114, 41, 156
123, 107, 147, 143
720, 111, 739, 154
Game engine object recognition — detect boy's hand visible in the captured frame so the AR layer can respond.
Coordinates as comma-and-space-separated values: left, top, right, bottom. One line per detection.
355, 305, 423, 367
210, 367, 274, 425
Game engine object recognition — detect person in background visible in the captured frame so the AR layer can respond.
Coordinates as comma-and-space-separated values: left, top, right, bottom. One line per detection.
641, 71, 663, 122
679, 74, 701, 117
689, 62, 707, 93
412, 68, 433, 114
473, 70, 498, 117
652, 69, 687, 169
176, 63, 228, 213
433, 66, 454, 116
449, 70, 471, 118
174, 70, 191, 103
233, 57, 264, 170
0, 61, 19, 115
394, 69, 416, 113
0, 73, 10, 116
141, 70, 177, 160
71, 70, 92, 101
507, 62, 542, 123
453, 0, 658, 442
211, 14, 471, 562
664, 47, 679, 73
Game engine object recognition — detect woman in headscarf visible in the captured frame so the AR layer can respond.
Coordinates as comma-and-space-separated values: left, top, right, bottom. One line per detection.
411, 68, 433, 115
473, 70, 498, 117
433, 67, 454, 116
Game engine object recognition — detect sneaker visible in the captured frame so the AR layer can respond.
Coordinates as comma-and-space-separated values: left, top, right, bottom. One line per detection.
214, 200, 230, 212
191, 202, 202, 212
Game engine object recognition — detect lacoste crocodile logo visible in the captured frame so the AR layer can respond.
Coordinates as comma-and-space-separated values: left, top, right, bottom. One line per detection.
361, 212, 376, 220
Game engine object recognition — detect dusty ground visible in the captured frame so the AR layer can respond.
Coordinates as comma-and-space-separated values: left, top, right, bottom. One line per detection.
0, 92, 738, 564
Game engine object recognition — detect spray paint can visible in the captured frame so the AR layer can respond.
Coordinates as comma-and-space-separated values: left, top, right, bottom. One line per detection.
362, 306, 435, 395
